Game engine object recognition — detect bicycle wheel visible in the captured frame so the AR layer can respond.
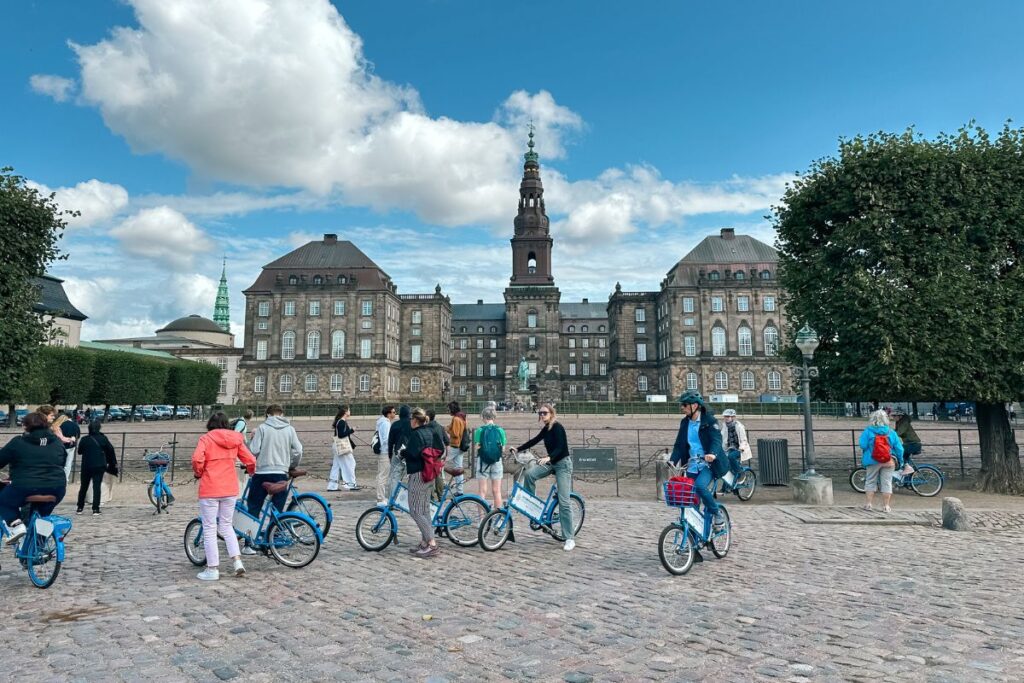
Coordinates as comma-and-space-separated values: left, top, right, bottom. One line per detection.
183, 518, 207, 566
735, 470, 757, 501
442, 497, 487, 547
709, 506, 732, 558
355, 508, 395, 551
478, 509, 511, 551
658, 523, 694, 576
550, 493, 586, 541
147, 482, 158, 509
910, 466, 943, 497
266, 517, 320, 568
849, 468, 867, 493
25, 532, 61, 589
288, 495, 332, 538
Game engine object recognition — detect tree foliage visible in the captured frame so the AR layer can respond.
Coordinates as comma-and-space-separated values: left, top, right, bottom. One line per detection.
88, 351, 170, 408
25, 346, 95, 405
0, 167, 72, 407
774, 125, 1024, 492
165, 361, 220, 406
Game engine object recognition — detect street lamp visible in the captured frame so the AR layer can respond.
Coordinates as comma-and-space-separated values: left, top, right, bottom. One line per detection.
794, 325, 821, 476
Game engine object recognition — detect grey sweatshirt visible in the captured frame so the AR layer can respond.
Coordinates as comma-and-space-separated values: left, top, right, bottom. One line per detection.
249, 415, 303, 474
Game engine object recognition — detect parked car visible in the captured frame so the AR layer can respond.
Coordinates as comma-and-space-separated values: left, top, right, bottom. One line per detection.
153, 405, 174, 420
0, 411, 7, 424
15, 409, 30, 425
128, 407, 158, 421
175, 406, 192, 419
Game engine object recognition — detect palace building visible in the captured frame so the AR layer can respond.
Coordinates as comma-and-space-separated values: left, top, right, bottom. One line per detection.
235, 133, 791, 405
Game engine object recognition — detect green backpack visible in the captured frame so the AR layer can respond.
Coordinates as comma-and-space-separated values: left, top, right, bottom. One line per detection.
477, 425, 503, 465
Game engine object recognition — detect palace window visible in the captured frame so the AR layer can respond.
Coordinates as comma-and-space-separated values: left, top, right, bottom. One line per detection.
712, 327, 727, 356
738, 327, 752, 356
741, 371, 755, 391
715, 371, 729, 391
281, 331, 295, 360
764, 326, 779, 356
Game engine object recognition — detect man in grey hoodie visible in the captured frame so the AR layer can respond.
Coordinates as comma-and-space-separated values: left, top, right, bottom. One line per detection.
246, 404, 303, 517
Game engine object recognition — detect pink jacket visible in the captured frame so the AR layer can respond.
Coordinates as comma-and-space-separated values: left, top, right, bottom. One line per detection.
192, 429, 256, 498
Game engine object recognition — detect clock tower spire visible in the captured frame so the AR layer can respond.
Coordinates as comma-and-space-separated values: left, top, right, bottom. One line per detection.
509, 125, 554, 286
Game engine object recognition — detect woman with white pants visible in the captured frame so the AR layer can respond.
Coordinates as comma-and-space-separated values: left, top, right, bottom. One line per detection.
329, 405, 359, 491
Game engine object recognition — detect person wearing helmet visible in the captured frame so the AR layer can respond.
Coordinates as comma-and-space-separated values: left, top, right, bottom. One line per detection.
669, 392, 728, 559
891, 406, 920, 476
718, 409, 750, 489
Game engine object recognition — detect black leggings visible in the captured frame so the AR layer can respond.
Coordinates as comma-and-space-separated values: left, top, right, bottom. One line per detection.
77, 468, 106, 512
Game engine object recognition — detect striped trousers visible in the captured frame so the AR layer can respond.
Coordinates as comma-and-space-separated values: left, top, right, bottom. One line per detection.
407, 473, 435, 544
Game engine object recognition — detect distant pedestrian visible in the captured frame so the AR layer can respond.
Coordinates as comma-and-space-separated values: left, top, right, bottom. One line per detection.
718, 409, 751, 488
405, 408, 445, 558
387, 405, 413, 495
858, 410, 904, 513
191, 411, 256, 580
474, 407, 507, 509
446, 401, 468, 496
374, 406, 396, 504
232, 409, 255, 442
75, 420, 118, 515
329, 405, 359, 491
892, 407, 921, 476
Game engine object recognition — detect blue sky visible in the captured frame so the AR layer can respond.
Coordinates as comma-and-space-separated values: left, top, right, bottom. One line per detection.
4, 0, 1023, 341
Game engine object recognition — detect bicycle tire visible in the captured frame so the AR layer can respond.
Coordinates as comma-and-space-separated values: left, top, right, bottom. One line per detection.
267, 517, 320, 568
183, 518, 207, 566
550, 493, 585, 542
478, 509, 511, 551
910, 465, 943, 497
849, 468, 867, 493
735, 470, 757, 501
147, 482, 158, 509
355, 508, 395, 551
658, 523, 694, 576
442, 497, 487, 547
709, 506, 732, 559
288, 495, 332, 538
26, 533, 62, 588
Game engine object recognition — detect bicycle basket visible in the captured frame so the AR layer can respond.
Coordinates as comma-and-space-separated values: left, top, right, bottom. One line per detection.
514, 450, 538, 466
664, 477, 699, 508
144, 452, 171, 471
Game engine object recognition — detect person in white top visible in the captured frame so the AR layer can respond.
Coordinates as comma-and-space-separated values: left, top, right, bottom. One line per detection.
375, 406, 396, 504
718, 409, 751, 489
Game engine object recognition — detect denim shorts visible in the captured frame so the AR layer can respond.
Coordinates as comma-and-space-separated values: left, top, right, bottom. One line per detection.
475, 459, 503, 480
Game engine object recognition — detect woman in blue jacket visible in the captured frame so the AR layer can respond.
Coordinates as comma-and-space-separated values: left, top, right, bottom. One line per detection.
858, 410, 904, 512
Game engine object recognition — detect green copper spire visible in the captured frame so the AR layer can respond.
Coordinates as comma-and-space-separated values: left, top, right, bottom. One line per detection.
213, 257, 231, 333
524, 122, 539, 164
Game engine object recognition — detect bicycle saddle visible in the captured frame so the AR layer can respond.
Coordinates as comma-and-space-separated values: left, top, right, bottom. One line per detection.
25, 495, 58, 504
288, 468, 307, 479
262, 481, 289, 495
443, 465, 464, 477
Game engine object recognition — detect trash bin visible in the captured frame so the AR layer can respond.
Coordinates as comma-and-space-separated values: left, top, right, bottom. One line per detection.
757, 438, 790, 486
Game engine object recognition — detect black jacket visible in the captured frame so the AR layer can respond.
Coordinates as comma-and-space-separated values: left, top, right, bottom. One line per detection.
77, 433, 118, 472
334, 418, 354, 440
388, 405, 414, 459
0, 429, 67, 488
517, 422, 570, 465
60, 420, 81, 444
406, 423, 446, 475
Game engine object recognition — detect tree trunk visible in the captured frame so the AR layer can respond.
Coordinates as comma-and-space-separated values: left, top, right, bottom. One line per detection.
912, 401, 919, 420
974, 401, 1024, 494
130, 403, 137, 423
103, 403, 111, 422
6, 402, 15, 428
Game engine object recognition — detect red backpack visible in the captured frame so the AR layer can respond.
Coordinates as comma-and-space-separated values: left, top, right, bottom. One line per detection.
871, 433, 892, 464
420, 446, 445, 483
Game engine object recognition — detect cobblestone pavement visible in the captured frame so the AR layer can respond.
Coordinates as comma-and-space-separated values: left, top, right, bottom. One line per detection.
2, 498, 1022, 682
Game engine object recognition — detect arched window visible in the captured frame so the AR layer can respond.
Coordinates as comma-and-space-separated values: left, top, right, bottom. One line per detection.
410, 377, 421, 393
637, 374, 648, 392
477, 326, 484, 333
764, 326, 779, 356
568, 325, 575, 333
738, 326, 752, 356
527, 309, 538, 328
306, 330, 320, 359
768, 371, 782, 391
460, 326, 467, 333
581, 325, 588, 333
734, 270, 745, 281
527, 252, 537, 274
358, 374, 370, 392
288, 275, 298, 285
686, 372, 699, 391
715, 371, 729, 391
313, 275, 323, 285
741, 371, 755, 391
331, 330, 345, 359
598, 325, 606, 332
281, 331, 296, 360
336, 275, 345, 284
490, 326, 497, 333
760, 270, 772, 280
279, 373, 293, 393
329, 374, 343, 392
712, 327, 727, 356
304, 374, 318, 392
709, 270, 721, 281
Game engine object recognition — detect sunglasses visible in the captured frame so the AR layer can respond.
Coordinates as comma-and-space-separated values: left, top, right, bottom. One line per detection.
537, 411, 550, 416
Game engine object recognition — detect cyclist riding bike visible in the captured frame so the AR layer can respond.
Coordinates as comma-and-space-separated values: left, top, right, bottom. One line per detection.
892, 407, 921, 476
0, 413, 68, 545
668, 392, 728, 563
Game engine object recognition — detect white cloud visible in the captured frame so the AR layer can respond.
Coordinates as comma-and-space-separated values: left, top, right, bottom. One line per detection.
108, 206, 208, 270
28, 179, 129, 229
134, 190, 322, 217
29, 74, 76, 102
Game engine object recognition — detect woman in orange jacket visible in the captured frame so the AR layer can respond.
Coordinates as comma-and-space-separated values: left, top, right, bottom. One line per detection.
191, 411, 256, 581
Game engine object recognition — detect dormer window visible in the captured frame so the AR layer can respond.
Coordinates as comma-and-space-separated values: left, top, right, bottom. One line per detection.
313, 275, 323, 285
288, 275, 298, 285
760, 270, 772, 280
735, 271, 745, 280
709, 271, 721, 281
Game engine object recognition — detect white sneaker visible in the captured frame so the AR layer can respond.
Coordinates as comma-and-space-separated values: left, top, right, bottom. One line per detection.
563, 539, 576, 551
197, 568, 219, 581
5, 521, 26, 545
240, 545, 258, 556
233, 558, 245, 577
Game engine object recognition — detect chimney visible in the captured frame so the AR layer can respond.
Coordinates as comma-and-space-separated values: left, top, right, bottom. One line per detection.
582, 297, 589, 304
477, 299, 483, 305
720, 228, 735, 240
324, 233, 338, 244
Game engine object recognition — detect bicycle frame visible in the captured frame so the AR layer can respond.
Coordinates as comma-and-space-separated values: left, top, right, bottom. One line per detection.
506, 481, 560, 526
231, 496, 322, 549
382, 478, 489, 529
1, 509, 69, 585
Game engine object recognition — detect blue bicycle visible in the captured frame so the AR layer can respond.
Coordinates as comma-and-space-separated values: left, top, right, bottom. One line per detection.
659, 477, 732, 575
144, 442, 176, 514
355, 464, 490, 550
0, 483, 72, 588
713, 465, 757, 501
241, 469, 332, 538
183, 479, 322, 568
478, 452, 585, 551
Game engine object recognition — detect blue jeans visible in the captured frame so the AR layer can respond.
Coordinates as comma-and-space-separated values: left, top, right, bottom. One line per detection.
450, 449, 465, 494
524, 458, 574, 540
690, 467, 719, 516
0, 484, 66, 524
247, 473, 289, 516
726, 449, 743, 477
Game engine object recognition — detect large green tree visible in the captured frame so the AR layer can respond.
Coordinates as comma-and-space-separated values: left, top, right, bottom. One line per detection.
0, 167, 73, 426
25, 346, 95, 405
774, 125, 1024, 493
